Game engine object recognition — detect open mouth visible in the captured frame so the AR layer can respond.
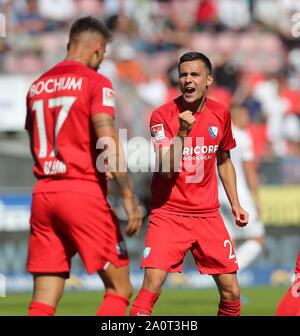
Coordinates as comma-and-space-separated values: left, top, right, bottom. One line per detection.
184, 87, 196, 94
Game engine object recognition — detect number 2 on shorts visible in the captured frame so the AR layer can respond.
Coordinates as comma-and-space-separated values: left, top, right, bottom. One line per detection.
224, 239, 236, 260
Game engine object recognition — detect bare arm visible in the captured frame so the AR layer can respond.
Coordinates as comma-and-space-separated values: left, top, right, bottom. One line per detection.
92, 113, 142, 236
217, 150, 249, 227
157, 129, 188, 178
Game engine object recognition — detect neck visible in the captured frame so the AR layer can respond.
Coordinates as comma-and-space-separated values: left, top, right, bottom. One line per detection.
65, 55, 87, 66
182, 94, 206, 114
65, 46, 90, 67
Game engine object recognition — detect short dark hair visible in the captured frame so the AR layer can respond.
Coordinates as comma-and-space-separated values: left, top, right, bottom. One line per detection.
69, 16, 113, 43
178, 52, 212, 75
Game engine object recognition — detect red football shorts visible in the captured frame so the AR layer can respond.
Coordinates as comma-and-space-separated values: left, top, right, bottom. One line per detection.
141, 212, 239, 274
27, 192, 129, 275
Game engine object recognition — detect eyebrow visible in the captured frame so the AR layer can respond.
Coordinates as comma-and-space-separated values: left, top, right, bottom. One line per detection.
179, 71, 201, 75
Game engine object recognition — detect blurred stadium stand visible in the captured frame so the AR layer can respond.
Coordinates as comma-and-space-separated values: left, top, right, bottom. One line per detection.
0, 0, 299, 290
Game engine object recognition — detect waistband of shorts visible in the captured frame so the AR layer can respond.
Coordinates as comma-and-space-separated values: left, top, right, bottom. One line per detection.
33, 178, 107, 199
150, 208, 220, 218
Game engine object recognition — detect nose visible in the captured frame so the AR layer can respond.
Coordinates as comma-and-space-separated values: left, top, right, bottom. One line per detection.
185, 74, 192, 84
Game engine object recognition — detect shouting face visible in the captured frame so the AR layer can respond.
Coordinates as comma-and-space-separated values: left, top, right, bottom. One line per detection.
179, 59, 213, 107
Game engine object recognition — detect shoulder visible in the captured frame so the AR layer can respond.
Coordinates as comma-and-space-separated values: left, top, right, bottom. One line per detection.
27, 67, 55, 97
49, 61, 114, 88
151, 98, 179, 121
29, 65, 56, 87
206, 98, 230, 119
85, 72, 114, 106
89, 71, 113, 87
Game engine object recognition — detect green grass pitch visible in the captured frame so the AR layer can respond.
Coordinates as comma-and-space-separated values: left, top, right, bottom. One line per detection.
0, 286, 287, 316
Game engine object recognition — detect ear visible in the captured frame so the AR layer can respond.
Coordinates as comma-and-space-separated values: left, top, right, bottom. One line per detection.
97, 41, 105, 53
206, 74, 213, 87
94, 47, 100, 57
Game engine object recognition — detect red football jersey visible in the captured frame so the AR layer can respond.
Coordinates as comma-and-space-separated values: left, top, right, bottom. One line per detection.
150, 96, 236, 216
295, 251, 300, 274
25, 61, 115, 197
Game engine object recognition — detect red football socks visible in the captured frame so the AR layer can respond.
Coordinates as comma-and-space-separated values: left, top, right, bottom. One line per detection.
129, 288, 159, 316
96, 292, 129, 316
28, 301, 55, 316
218, 298, 241, 316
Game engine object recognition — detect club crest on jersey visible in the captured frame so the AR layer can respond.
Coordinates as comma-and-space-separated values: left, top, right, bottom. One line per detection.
208, 126, 218, 139
103, 87, 115, 107
151, 124, 165, 141
143, 247, 151, 259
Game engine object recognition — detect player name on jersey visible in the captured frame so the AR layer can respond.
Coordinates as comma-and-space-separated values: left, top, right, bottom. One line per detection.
30, 77, 83, 97
44, 159, 67, 175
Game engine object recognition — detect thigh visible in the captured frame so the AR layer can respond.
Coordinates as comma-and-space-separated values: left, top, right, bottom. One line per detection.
27, 193, 76, 275
191, 214, 239, 274
32, 273, 66, 308
141, 213, 194, 272
53, 192, 129, 274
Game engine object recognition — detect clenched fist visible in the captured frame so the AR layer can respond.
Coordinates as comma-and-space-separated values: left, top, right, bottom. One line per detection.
179, 110, 196, 134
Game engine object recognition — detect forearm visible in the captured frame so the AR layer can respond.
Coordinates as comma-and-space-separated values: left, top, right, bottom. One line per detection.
92, 114, 133, 197
111, 171, 134, 199
159, 130, 187, 174
106, 137, 134, 199
156, 109, 195, 177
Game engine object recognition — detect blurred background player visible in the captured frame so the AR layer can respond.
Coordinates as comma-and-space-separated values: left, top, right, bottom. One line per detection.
218, 105, 265, 271
130, 52, 248, 317
276, 250, 300, 315
25, 16, 142, 316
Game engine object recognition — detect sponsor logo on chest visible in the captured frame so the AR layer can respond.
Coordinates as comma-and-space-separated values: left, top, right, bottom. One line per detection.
183, 145, 219, 156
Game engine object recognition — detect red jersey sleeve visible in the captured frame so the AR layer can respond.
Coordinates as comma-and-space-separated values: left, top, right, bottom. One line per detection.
89, 75, 116, 118
150, 109, 172, 149
219, 109, 236, 151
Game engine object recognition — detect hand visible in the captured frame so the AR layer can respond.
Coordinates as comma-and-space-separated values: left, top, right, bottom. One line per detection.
179, 110, 196, 134
232, 205, 249, 227
123, 196, 142, 237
